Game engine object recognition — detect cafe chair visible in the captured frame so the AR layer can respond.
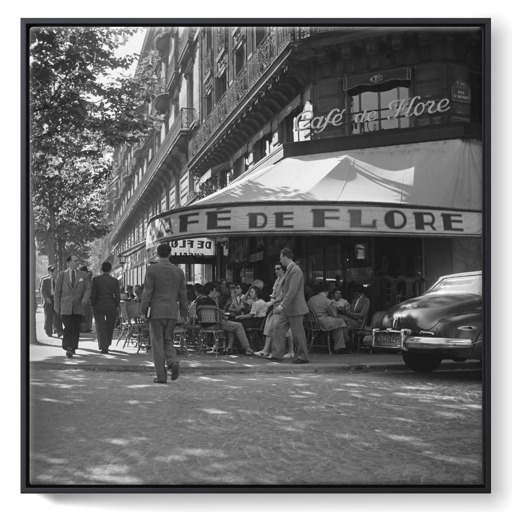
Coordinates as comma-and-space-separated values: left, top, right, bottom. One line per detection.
124, 300, 150, 353
196, 305, 226, 356
349, 311, 386, 353
304, 308, 332, 354
244, 316, 267, 352
173, 312, 190, 357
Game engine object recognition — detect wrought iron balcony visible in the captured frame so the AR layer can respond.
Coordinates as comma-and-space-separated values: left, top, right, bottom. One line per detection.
189, 27, 342, 159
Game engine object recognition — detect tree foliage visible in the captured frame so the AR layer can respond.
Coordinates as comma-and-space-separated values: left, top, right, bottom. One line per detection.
30, 26, 150, 268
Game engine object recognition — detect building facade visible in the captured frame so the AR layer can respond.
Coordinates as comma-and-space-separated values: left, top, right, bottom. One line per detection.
105, 24, 484, 315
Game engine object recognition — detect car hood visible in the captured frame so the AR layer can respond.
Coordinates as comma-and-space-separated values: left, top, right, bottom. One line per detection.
380, 293, 481, 331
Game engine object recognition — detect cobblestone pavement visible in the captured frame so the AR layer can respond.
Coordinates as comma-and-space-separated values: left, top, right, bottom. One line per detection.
28, 368, 483, 488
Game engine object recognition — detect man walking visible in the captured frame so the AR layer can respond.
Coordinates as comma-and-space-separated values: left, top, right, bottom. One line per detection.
54, 254, 91, 358
141, 243, 189, 384
40, 265, 58, 337
90, 261, 121, 354
272, 248, 309, 364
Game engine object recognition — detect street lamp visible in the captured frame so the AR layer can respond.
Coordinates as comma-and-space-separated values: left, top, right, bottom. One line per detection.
118, 254, 126, 266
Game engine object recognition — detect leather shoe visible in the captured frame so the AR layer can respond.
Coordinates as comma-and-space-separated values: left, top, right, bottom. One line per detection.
101, 349, 109, 354
292, 358, 309, 364
169, 362, 180, 381
153, 378, 167, 384
66, 350, 73, 359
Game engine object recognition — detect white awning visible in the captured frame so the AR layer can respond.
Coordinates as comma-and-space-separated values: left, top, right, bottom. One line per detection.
146, 139, 482, 244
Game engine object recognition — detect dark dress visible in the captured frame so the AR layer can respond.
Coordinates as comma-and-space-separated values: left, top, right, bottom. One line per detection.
90, 273, 121, 349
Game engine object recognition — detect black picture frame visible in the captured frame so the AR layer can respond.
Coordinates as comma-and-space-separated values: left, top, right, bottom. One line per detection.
21, 18, 491, 495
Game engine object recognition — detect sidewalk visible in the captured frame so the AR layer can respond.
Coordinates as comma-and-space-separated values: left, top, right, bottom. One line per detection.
30, 307, 478, 375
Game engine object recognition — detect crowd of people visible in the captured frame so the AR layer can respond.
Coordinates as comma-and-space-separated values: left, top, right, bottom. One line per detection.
40, 245, 370, 384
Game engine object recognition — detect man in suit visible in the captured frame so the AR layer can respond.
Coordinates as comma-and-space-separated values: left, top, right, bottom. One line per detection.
54, 254, 91, 358
307, 282, 348, 354
40, 265, 60, 337
90, 261, 121, 354
340, 284, 370, 330
272, 248, 309, 364
141, 243, 189, 384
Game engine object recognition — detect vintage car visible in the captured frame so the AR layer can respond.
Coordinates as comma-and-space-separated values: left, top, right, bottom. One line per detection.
372, 271, 483, 372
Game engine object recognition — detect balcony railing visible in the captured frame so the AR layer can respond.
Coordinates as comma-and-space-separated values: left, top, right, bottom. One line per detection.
189, 28, 293, 157
111, 108, 197, 238
189, 27, 343, 159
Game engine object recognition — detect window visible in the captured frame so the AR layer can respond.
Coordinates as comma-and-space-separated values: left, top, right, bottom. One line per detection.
205, 90, 213, 118
215, 72, 227, 103
350, 85, 410, 134
255, 27, 267, 47
234, 43, 245, 76
253, 133, 273, 163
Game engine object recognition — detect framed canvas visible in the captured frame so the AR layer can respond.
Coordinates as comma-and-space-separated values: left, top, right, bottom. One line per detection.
21, 18, 490, 494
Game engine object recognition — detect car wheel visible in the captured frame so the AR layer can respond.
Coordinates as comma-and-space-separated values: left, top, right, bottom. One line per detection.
402, 351, 442, 373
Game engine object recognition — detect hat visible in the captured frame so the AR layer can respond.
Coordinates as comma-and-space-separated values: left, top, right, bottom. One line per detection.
48, 265, 56, 272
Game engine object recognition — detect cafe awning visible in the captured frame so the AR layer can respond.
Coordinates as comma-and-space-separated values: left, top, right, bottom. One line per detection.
146, 138, 482, 245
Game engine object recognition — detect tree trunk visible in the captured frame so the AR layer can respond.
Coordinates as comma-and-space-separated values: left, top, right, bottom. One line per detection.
47, 200, 56, 266
29, 183, 38, 345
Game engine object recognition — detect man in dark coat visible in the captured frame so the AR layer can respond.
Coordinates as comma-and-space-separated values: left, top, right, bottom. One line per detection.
90, 261, 121, 354
141, 244, 189, 384
40, 265, 63, 337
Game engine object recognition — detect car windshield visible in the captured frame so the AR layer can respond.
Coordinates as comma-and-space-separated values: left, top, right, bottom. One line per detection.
428, 274, 482, 295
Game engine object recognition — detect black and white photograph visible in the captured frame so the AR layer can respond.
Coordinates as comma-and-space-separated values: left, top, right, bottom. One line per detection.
21, 17, 493, 495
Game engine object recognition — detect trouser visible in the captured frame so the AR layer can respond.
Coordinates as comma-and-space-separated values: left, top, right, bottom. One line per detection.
331, 326, 348, 349
272, 313, 309, 361
222, 320, 250, 349
61, 314, 83, 351
150, 318, 178, 382
43, 301, 54, 336
53, 310, 63, 335
81, 304, 93, 331
93, 305, 117, 349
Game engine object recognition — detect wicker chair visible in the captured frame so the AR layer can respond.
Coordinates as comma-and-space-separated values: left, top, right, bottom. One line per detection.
196, 305, 226, 356
304, 308, 332, 354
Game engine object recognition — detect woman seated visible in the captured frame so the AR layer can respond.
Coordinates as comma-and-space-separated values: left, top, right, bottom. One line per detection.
235, 286, 268, 328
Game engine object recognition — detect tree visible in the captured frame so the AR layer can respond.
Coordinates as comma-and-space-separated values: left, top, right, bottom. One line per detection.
28, 26, 151, 342
30, 26, 150, 267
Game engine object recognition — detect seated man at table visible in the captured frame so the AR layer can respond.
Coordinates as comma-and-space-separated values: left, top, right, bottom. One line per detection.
340, 284, 370, 330
307, 281, 348, 354
195, 282, 254, 355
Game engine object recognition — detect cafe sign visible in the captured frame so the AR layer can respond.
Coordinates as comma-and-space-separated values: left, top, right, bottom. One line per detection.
294, 95, 452, 134
147, 202, 481, 241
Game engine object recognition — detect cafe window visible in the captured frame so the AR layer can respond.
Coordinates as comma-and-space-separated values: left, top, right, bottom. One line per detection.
350, 85, 411, 134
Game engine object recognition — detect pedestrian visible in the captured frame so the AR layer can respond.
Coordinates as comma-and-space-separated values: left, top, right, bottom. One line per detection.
272, 248, 309, 364
54, 254, 92, 358
307, 281, 348, 353
90, 261, 121, 354
40, 265, 62, 337
141, 243, 189, 384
